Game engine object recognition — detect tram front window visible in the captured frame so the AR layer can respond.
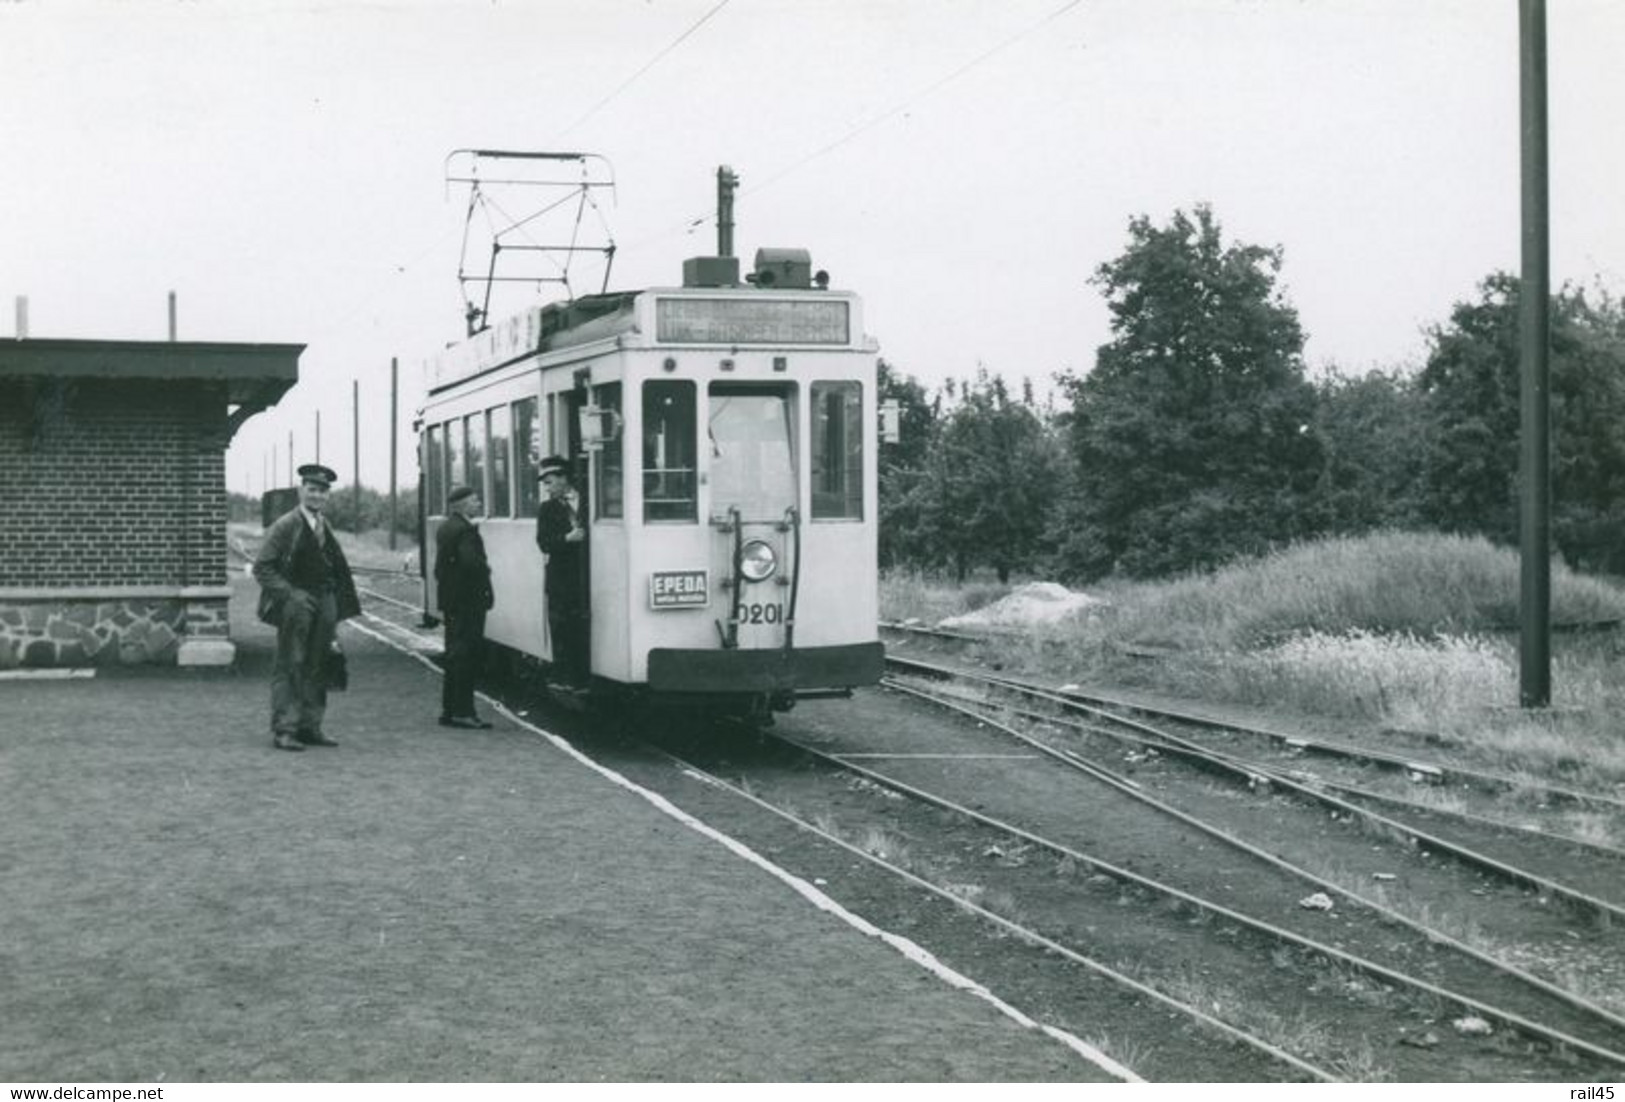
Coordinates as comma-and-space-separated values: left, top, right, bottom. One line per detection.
709, 384, 795, 521
643, 380, 696, 522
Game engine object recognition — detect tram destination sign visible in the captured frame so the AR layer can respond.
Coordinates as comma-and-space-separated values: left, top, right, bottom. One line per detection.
649, 570, 709, 609
656, 297, 849, 345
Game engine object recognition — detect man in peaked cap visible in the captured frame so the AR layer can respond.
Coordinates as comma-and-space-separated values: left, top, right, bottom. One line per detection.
534, 455, 589, 689
434, 484, 494, 728
253, 462, 361, 751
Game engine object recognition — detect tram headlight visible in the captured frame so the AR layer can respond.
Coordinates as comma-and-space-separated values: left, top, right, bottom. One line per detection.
739, 539, 778, 582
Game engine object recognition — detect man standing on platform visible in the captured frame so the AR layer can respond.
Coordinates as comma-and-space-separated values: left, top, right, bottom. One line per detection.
435, 485, 495, 729
253, 463, 361, 751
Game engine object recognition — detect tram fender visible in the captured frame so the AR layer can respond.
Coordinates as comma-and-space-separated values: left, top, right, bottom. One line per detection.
647, 642, 884, 693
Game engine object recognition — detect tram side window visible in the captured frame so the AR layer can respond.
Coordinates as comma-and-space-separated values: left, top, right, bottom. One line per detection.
594, 383, 623, 519
642, 380, 696, 522
446, 418, 466, 504
513, 397, 540, 516
464, 413, 486, 505
425, 425, 445, 516
811, 381, 863, 520
488, 405, 512, 517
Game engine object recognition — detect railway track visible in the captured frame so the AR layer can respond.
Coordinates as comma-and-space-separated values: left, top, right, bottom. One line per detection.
880, 622, 1625, 821
877, 658, 1625, 1016
336, 579, 1625, 1077
649, 742, 1336, 1082
886, 651, 1625, 910
647, 704, 1625, 1079
884, 655, 1625, 921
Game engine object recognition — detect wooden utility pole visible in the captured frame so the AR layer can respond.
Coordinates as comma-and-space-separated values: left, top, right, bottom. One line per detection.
1519, 0, 1551, 707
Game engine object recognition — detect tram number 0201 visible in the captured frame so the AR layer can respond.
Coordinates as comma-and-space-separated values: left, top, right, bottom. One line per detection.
735, 602, 785, 625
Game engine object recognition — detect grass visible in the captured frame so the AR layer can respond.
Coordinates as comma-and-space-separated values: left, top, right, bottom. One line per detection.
882, 531, 1625, 792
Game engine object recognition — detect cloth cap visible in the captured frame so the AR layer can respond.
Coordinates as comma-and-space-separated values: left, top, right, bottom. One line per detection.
297, 463, 338, 488
447, 485, 477, 505
537, 455, 569, 479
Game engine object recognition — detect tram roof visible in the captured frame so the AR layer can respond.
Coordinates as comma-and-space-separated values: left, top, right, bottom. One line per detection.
425, 283, 862, 394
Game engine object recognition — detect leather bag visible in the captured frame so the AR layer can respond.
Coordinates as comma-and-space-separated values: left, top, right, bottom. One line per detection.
323, 643, 349, 691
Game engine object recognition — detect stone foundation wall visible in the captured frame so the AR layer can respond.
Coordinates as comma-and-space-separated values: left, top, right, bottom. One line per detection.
0, 588, 232, 668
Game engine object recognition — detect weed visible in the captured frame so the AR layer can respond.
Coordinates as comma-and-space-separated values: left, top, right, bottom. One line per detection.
1083, 1033, 1149, 1079
859, 826, 908, 865
1323, 1038, 1391, 1082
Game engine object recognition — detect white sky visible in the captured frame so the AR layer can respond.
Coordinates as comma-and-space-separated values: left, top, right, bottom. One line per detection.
2, 0, 1621, 496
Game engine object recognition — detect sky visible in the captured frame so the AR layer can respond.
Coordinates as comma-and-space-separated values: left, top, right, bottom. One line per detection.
2, 0, 1621, 498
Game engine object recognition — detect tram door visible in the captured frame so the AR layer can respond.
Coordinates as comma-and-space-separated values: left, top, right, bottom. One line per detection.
708, 383, 797, 649
559, 382, 590, 672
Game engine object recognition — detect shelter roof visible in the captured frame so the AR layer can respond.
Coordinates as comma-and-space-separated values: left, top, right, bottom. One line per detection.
0, 338, 301, 406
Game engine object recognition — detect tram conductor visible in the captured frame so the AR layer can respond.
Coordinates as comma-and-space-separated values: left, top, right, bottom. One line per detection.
253, 463, 361, 752
435, 485, 495, 728
535, 455, 588, 688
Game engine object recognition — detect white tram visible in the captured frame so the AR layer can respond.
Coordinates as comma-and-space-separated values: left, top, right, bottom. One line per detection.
417, 224, 885, 717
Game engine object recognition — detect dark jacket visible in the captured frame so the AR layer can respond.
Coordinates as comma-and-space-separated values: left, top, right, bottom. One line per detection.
535, 494, 585, 603
253, 508, 362, 625
435, 513, 495, 614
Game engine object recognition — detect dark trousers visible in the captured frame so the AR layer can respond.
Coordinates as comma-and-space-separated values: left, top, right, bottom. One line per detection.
546, 589, 588, 685
271, 589, 337, 736
442, 608, 487, 718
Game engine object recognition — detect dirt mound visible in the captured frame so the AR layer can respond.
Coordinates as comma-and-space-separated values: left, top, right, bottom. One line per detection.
939, 582, 1105, 632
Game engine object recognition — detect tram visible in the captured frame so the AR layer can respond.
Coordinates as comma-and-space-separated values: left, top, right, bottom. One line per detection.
417, 160, 885, 718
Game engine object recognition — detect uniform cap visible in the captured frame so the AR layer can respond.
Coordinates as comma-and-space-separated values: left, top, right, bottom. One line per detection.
537, 455, 569, 479
447, 485, 477, 505
297, 463, 338, 488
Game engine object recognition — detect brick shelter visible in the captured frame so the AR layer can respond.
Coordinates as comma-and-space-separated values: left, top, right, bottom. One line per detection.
0, 339, 300, 668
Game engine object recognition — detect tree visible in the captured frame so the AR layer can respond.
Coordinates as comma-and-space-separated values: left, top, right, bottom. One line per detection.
1307, 367, 1430, 535
876, 359, 939, 569
1053, 205, 1322, 580
1417, 274, 1625, 572
911, 369, 1061, 582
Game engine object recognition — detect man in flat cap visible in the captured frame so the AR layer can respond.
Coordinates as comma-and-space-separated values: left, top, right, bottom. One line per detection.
435, 484, 494, 728
534, 455, 588, 689
253, 463, 361, 751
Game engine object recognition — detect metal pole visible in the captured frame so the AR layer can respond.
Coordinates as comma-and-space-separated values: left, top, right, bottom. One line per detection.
288, 431, 294, 484
389, 358, 399, 551
1519, 0, 1551, 707
167, 291, 177, 341
315, 409, 322, 463
353, 379, 361, 532
717, 165, 737, 258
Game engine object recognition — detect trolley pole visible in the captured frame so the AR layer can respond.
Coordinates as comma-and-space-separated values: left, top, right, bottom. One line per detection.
1519, 0, 1552, 707
389, 358, 399, 551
